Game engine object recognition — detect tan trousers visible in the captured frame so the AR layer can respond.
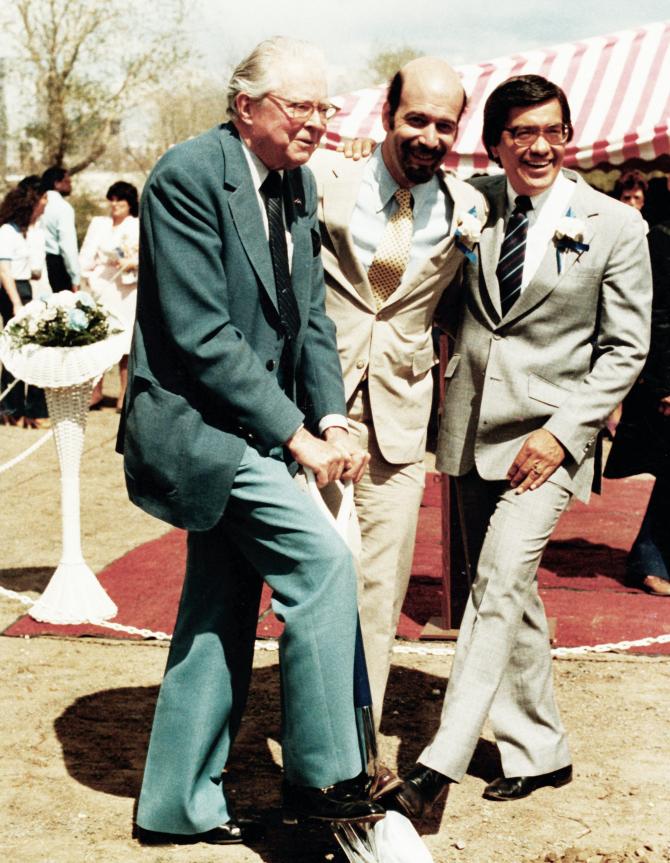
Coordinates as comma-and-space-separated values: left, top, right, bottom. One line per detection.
346, 387, 425, 729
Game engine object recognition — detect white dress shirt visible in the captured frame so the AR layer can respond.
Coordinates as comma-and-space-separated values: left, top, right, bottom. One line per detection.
503, 171, 576, 292
350, 148, 453, 286
42, 190, 80, 285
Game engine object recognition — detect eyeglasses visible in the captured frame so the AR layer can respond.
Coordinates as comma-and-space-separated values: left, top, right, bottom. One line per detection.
503, 124, 570, 146
265, 93, 340, 123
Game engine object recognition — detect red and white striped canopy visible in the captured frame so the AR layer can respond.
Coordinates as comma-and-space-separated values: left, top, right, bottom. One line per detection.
324, 20, 670, 175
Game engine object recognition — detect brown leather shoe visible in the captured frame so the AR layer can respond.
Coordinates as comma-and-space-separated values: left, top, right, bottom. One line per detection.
642, 575, 670, 596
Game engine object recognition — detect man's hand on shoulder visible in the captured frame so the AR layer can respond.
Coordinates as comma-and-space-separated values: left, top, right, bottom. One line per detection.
323, 426, 370, 483
507, 429, 566, 494
338, 137, 377, 160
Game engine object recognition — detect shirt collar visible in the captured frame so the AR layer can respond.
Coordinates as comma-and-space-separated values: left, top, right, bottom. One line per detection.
240, 140, 283, 193
371, 147, 440, 211
504, 170, 572, 216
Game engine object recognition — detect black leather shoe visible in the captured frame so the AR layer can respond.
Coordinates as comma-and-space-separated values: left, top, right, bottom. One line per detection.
136, 817, 263, 845
483, 765, 572, 801
385, 764, 451, 819
282, 774, 385, 825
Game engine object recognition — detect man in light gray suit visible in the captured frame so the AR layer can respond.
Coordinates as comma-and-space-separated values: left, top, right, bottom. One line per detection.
388, 75, 651, 816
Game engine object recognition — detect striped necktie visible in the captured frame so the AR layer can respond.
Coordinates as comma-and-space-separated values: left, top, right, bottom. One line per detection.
261, 170, 300, 342
368, 188, 414, 310
496, 195, 532, 316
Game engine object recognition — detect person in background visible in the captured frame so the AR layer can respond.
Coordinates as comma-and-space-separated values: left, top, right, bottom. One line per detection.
616, 169, 647, 213
604, 219, 670, 596
40, 166, 80, 292
80, 181, 139, 410
0, 182, 49, 427
18, 175, 49, 295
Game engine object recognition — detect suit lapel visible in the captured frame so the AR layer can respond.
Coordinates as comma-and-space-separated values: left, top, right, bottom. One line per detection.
474, 175, 507, 323
220, 128, 278, 315
321, 158, 376, 308
502, 173, 598, 325
285, 170, 310, 327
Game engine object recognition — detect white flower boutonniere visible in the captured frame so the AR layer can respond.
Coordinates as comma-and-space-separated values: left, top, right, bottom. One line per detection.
554, 210, 590, 273
455, 206, 483, 262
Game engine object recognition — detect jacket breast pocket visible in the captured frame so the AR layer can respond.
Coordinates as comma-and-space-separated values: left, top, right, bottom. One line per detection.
527, 373, 571, 408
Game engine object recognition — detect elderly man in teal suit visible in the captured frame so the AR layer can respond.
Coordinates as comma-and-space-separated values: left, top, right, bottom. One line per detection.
117, 37, 383, 846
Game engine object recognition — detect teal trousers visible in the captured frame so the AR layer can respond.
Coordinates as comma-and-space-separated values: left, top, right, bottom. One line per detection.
136, 445, 362, 834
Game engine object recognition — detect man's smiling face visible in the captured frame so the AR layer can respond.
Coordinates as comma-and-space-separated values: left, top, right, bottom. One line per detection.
491, 98, 566, 197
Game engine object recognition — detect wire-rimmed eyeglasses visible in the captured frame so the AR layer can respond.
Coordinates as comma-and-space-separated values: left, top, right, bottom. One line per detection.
503, 124, 570, 146
265, 93, 340, 123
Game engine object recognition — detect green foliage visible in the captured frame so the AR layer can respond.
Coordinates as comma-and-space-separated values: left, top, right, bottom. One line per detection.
367, 45, 422, 85
6, 0, 196, 173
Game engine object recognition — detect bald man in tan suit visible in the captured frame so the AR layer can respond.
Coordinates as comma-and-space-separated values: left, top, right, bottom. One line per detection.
310, 58, 487, 728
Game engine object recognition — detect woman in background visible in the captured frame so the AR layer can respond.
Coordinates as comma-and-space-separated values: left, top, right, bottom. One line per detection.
80, 181, 139, 410
0, 182, 49, 428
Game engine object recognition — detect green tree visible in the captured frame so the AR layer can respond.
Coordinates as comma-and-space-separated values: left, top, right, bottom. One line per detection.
366, 44, 422, 85
4, 0, 194, 173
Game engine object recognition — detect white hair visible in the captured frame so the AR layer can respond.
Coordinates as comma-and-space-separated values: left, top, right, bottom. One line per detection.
226, 36, 326, 120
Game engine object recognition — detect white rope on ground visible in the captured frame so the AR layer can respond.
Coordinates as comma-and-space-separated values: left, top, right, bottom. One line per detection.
1, 584, 669, 656
0, 429, 53, 475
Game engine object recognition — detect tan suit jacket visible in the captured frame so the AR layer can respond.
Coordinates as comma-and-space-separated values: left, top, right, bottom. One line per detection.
310, 148, 487, 464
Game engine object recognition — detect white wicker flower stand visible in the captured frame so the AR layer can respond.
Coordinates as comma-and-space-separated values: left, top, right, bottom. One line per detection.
0, 322, 127, 624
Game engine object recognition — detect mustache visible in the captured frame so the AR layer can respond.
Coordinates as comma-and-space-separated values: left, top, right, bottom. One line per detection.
404, 141, 446, 160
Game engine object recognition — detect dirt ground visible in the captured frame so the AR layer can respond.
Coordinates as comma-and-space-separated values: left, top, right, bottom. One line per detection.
1, 382, 669, 863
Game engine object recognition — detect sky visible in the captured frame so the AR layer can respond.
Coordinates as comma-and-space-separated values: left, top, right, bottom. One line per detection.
190, 0, 670, 91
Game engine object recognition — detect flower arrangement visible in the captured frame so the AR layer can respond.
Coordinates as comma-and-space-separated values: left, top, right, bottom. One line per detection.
455, 206, 483, 262
5, 291, 122, 349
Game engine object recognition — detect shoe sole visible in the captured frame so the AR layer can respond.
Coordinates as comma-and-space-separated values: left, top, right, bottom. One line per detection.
282, 811, 385, 826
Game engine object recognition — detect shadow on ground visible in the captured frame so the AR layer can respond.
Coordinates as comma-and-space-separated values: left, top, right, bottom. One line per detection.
53, 662, 503, 859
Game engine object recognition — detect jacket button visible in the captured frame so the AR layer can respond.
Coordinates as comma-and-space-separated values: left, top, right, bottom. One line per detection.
355, 359, 366, 369
266, 359, 276, 371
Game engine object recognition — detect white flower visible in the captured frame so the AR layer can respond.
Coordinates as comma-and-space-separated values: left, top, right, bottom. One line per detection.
27, 319, 39, 336
455, 210, 482, 247
42, 305, 58, 321
554, 216, 585, 243
48, 290, 77, 309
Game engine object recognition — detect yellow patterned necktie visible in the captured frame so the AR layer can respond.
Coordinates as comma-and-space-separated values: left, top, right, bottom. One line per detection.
368, 188, 414, 310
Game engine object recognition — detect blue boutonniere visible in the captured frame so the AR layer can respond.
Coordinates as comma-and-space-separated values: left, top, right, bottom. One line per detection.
554, 208, 590, 273
454, 206, 482, 263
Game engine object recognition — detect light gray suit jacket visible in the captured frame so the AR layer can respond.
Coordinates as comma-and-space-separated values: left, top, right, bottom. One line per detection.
436, 169, 651, 501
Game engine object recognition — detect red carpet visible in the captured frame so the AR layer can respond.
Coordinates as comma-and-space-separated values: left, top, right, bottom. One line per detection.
5, 475, 670, 653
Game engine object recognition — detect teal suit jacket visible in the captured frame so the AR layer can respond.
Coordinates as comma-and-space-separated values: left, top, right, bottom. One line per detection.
118, 123, 346, 530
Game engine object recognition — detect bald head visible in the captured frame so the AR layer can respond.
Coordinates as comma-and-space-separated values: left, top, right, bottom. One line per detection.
381, 56, 465, 187
388, 57, 465, 120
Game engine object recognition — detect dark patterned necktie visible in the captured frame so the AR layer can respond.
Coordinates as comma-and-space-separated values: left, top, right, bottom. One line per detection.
496, 195, 532, 316
261, 170, 300, 342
